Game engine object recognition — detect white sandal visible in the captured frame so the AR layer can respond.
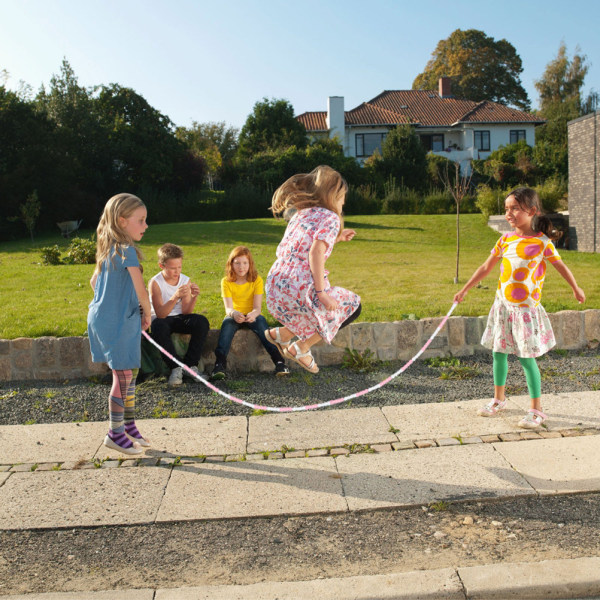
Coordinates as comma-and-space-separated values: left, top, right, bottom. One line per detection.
518, 409, 547, 429
266, 328, 293, 355
477, 398, 507, 417
284, 342, 319, 374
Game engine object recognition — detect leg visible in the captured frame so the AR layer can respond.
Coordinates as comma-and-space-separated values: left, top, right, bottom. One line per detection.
517, 356, 546, 428
478, 352, 508, 417
286, 332, 323, 373
518, 357, 542, 410
171, 314, 210, 367
249, 316, 285, 366
123, 368, 149, 446
214, 317, 239, 365
493, 351, 509, 402
150, 317, 180, 370
104, 369, 142, 455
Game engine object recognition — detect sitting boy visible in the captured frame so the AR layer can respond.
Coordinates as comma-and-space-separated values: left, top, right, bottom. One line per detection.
149, 243, 209, 386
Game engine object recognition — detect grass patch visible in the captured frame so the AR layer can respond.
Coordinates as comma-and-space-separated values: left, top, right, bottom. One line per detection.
426, 356, 481, 380
2, 215, 598, 339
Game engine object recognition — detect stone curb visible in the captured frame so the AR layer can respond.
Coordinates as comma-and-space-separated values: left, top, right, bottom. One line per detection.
2, 308, 599, 381
3, 556, 599, 599
2, 427, 597, 473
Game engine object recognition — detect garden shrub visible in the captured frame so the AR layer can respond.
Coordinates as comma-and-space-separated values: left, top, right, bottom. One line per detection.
475, 184, 507, 220
40, 245, 62, 265
534, 177, 567, 213
63, 237, 96, 264
345, 184, 380, 215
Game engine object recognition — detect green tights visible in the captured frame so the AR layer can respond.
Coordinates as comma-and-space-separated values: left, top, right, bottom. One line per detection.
493, 351, 541, 399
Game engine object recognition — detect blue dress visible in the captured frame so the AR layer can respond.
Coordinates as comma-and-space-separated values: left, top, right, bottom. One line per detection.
87, 245, 141, 369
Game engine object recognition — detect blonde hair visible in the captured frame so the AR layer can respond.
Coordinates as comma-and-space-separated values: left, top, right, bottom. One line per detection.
225, 246, 258, 282
158, 243, 183, 265
94, 193, 145, 275
271, 165, 347, 228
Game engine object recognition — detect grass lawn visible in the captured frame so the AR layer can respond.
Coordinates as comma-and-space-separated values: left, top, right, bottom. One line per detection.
1, 214, 598, 339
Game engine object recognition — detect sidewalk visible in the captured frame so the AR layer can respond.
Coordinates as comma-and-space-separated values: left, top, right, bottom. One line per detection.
1, 390, 600, 598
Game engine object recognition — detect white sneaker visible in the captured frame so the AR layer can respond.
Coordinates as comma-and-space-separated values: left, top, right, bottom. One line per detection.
187, 365, 202, 382
168, 367, 183, 386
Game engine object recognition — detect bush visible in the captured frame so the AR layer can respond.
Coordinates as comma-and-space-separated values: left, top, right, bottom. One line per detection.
475, 184, 507, 220
534, 177, 567, 213
40, 245, 62, 265
345, 184, 380, 215
63, 237, 96, 264
421, 190, 453, 214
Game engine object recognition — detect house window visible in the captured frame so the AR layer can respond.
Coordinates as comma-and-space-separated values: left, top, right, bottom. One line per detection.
355, 133, 387, 157
420, 134, 444, 152
510, 130, 526, 144
474, 130, 490, 152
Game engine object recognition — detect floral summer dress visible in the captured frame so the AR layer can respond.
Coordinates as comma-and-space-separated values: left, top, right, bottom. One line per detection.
481, 232, 561, 358
266, 206, 361, 343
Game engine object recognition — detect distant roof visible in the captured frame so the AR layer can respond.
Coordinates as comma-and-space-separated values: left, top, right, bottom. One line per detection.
297, 90, 544, 131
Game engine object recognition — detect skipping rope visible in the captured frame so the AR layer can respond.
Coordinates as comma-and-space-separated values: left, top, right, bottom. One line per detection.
142, 302, 458, 413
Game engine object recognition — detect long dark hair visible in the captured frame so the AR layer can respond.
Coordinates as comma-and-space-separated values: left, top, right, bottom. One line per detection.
507, 187, 562, 241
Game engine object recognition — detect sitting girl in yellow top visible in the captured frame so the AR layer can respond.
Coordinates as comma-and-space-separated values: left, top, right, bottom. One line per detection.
210, 246, 289, 380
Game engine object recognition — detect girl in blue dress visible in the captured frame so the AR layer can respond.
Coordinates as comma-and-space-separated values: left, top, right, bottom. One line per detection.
88, 193, 152, 455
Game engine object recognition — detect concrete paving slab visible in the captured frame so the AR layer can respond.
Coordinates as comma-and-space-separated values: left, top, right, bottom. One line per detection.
336, 444, 535, 511
0, 468, 170, 530
93, 415, 247, 460
156, 457, 347, 522
247, 407, 396, 453
155, 567, 463, 600
459, 555, 600, 599
0, 472, 10, 486
494, 435, 600, 494
382, 399, 523, 442
510, 390, 600, 431
4, 591, 154, 600
0, 422, 105, 464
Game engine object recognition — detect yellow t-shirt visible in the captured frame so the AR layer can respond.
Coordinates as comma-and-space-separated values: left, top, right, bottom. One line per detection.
221, 276, 264, 314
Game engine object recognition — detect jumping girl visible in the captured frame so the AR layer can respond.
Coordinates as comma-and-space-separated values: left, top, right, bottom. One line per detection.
454, 187, 585, 428
88, 193, 152, 455
265, 165, 362, 374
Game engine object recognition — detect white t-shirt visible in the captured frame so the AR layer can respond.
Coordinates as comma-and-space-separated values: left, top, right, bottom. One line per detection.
149, 272, 190, 320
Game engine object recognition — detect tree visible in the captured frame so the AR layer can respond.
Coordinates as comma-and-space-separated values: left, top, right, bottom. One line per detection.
534, 43, 598, 178
238, 98, 307, 157
438, 161, 474, 284
176, 121, 238, 189
413, 29, 530, 109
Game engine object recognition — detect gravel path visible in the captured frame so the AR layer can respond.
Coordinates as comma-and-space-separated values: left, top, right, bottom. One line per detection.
1, 348, 599, 425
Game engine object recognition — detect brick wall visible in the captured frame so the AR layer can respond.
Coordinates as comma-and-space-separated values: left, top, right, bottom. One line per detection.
568, 111, 600, 252
1, 310, 599, 382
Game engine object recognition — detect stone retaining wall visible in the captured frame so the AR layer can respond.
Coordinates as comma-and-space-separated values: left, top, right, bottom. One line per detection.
1, 309, 599, 382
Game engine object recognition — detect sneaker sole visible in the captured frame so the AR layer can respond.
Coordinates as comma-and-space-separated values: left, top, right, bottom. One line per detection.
276, 371, 290, 377
103, 435, 143, 455
125, 433, 151, 447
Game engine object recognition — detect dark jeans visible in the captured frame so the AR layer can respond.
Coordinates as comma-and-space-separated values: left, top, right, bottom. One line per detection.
215, 314, 283, 367
150, 314, 209, 370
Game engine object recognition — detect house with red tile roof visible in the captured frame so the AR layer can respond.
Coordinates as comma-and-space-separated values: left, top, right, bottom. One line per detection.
297, 78, 544, 169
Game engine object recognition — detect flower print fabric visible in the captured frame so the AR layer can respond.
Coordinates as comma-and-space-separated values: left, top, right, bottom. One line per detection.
481, 233, 561, 358
266, 206, 361, 343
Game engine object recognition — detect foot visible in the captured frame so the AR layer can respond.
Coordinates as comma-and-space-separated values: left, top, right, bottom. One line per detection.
518, 409, 547, 429
477, 398, 507, 417
266, 328, 293, 355
186, 365, 203, 382
104, 431, 142, 455
210, 362, 226, 381
125, 422, 150, 447
274, 361, 290, 376
168, 367, 183, 386
284, 342, 319, 374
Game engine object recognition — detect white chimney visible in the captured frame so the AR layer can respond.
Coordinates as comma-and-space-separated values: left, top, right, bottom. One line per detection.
326, 96, 345, 143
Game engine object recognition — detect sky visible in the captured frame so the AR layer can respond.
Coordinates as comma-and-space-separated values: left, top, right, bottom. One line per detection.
1, 0, 598, 130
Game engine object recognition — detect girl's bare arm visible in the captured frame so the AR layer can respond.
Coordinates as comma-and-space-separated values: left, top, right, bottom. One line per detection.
551, 261, 585, 303
128, 267, 152, 330
309, 239, 338, 310
453, 255, 500, 303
